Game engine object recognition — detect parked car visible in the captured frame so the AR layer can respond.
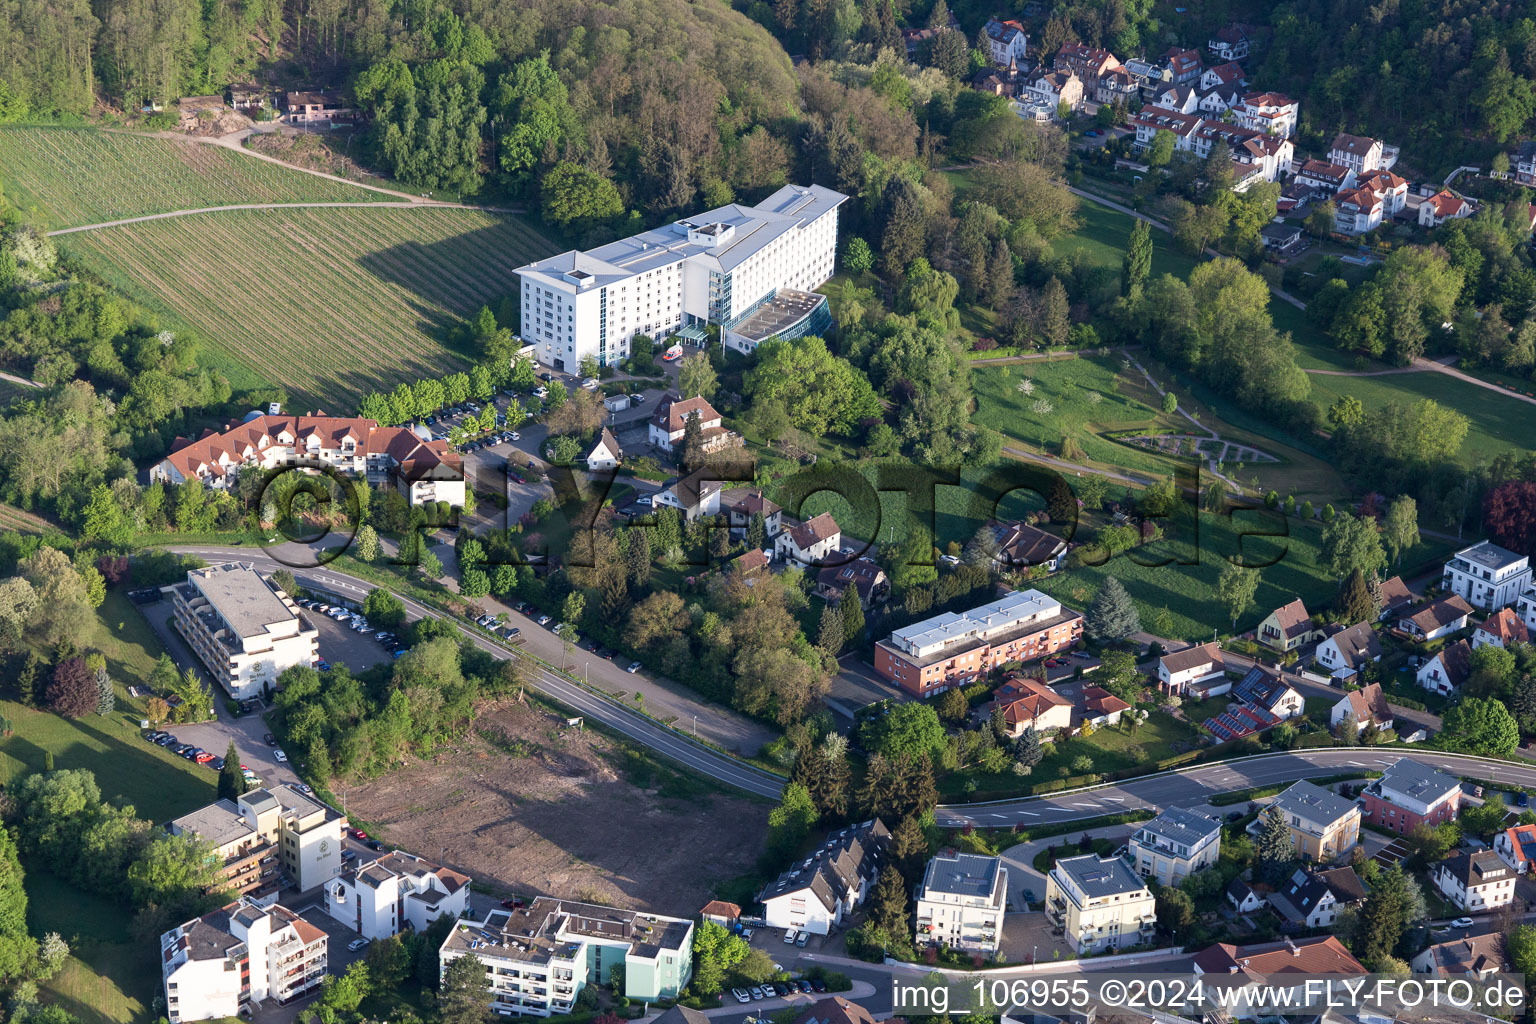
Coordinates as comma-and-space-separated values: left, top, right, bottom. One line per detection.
733, 989, 750, 1004
509, 432, 521, 441
797, 980, 812, 994
749, 988, 765, 1000
351, 829, 369, 840
341, 850, 357, 862
1451, 917, 1475, 929
537, 614, 553, 626
274, 749, 288, 763
811, 979, 826, 993
783, 929, 797, 945
348, 938, 370, 952
208, 756, 225, 770
626, 661, 643, 673
631, 394, 646, 404
317, 660, 331, 671
795, 932, 809, 948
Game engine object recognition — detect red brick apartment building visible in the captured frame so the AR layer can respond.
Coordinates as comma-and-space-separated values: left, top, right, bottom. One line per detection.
1360, 758, 1462, 835
874, 589, 1083, 697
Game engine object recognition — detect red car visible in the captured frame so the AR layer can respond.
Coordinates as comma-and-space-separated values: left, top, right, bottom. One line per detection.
351, 829, 368, 840
194, 751, 215, 764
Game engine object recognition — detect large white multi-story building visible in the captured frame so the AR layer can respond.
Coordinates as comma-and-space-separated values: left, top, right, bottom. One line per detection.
515, 184, 846, 370
1127, 807, 1222, 886
759, 819, 890, 935
1044, 854, 1156, 954
325, 851, 472, 941
161, 897, 328, 1023
439, 899, 694, 1016
168, 784, 345, 894
1442, 540, 1531, 612
913, 853, 1007, 953
170, 562, 318, 700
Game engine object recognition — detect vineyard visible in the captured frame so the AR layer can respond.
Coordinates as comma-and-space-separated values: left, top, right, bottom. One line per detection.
62, 206, 555, 407
0, 502, 54, 535
0, 126, 390, 229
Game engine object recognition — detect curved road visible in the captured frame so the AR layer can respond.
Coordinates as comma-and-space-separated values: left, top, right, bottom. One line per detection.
168, 545, 788, 799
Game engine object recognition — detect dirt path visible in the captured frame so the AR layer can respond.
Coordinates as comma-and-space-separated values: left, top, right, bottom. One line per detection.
1305, 354, 1536, 408
47, 200, 490, 235
0, 370, 40, 389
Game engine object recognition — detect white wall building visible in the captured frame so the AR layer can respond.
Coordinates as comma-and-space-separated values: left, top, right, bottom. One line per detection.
914, 853, 1007, 953
170, 562, 318, 700
169, 784, 345, 894
775, 512, 842, 565
162, 898, 328, 1023
1433, 851, 1517, 913
1328, 132, 1397, 174
1128, 807, 1222, 886
982, 18, 1028, 66
1044, 854, 1156, 954
1235, 92, 1298, 137
516, 185, 846, 371
760, 820, 889, 935
1157, 642, 1226, 695
1442, 540, 1531, 612
325, 851, 471, 941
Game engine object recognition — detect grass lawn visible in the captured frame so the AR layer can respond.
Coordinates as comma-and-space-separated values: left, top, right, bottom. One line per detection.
1049, 196, 1199, 283
62, 206, 556, 408
26, 872, 155, 1024
0, 592, 215, 820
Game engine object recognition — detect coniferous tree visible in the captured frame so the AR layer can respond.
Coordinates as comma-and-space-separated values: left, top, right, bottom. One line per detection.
1014, 725, 1044, 767
1085, 577, 1141, 642
218, 741, 248, 801
817, 604, 844, 657
625, 528, 652, 589
857, 753, 895, 819
747, 512, 767, 552
16, 650, 43, 707
893, 753, 938, 819
1123, 218, 1153, 296
1335, 568, 1378, 624
839, 586, 865, 645
869, 865, 910, 934
90, 654, 113, 715
1256, 806, 1297, 884
891, 814, 929, 884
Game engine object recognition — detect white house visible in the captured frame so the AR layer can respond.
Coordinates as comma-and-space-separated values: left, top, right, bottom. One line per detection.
913, 853, 1007, 954
1398, 595, 1474, 641
1199, 61, 1245, 92
760, 819, 889, 935
1356, 169, 1410, 218
1208, 25, 1253, 62
516, 184, 845, 370
170, 562, 318, 700
1419, 190, 1473, 228
1442, 540, 1531, 612
1417, 639, 1472, 696
325, 851, 471, 941
1314, 622, 1382, 681
584, 427, 622, 471
162, 898, 328, 1023
1044, 854, 1155, 954
1267, 868, 1339, 929
982, 18, 1028, 66
1294, 159, 1355, 195
652, 468, 723, 521
775, 512, 841, 565
1225, 878, 1264, 913
1329, 132, 1396, 173
1495, 823, 1536, 875
1128, 807, 1222, 886
1232, 666, 1304, 720
647, 394, 727, 453
1329, 682, 1392, 732
1433, 851, 1517, 913
1235, 92, 1298, 137
1157, 642, 1226, 695
1333, 185, 1383, 236
1474, 608, 1530, 650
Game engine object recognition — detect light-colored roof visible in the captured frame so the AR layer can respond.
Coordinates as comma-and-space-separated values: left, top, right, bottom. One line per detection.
920, 852, 1003, 900
188, 562, 295, 640
1137, 806, 1221, 848
1375, 757, 1460, 804
891, 589, 1059, 651
1270, 780, 1357, 828
1054, 853, 1148, 899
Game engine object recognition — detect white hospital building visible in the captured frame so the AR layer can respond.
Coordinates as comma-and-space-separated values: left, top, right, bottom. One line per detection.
515, 184, 846, 370
170, 562, 318, 700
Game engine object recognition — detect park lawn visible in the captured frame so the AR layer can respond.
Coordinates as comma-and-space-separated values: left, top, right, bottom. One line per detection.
62, 205, 556, 408
0, 592, 216, 820
1031, 510, 1457, 641
1049, 196, 1199, 283
1302, 367, 1536, 464
26, 871, 156, 1024
0, 125, 389, 229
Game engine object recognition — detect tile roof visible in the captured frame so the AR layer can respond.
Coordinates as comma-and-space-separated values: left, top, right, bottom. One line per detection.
161, 413, 459, 483
733, 548, 769, 575
990, 675, 1071, 729
760, 819, 890, 911
1438, 849, 1513, 887
787, 512, 840, 550
725, 489, 780, 518
1477, 608, 1530, 645
1419, 931, 1509, 977
1330, 132, 1381, 157
1501, 823, 1536, 865
664, 467, 724, 511
1193, 935, 1365, 977
1327, 624, 1383, 672
699, 900, 741, 919
1429, 639, 1474, 688
1160, 641, 1223, 675
1267, 868, 1334, 924
1338, 681, 1390, 723
1402, 595, 1473, 633
792, 996, 878, 1024
1232, 665, 1296, 712
652, 394, 722, 434
1317, 866, 1367, 904
1378, 575, 1413, 610
1205, 61, 1244, 84
1080, 685, 1131, 717
995, 521, 1066, 567
587, 427, 621, 462
816, 557, 885, 601
1423, 189, 1471, 218
1266, 598, 1313, 640
1297, 159, 1351, 183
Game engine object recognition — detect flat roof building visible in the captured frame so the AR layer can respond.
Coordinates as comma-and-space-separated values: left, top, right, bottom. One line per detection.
168, 784, 344, 894
161, 897, 328, 1023
170, 562, 318, 700
1128, 807, 1222, 886
914, 853, 1007, 953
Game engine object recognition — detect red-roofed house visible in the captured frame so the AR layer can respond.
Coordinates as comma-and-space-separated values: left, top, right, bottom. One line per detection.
1192, 936, 1365, 1013
1474, 608, 1530, 650
1256, 598, 1319, 653
1163, 47, 1204, 84
1419, 190, 1473, 228
1055, 43, 1122, 90
815, 557, 888, 608
988, 676, 1073, 738
1496, 823, 1536, 875
648, 394, 731, 453
775, 512, 841, 565
1356, 169, 1410, 218
1335, 185, 1384, 235
1079, 685, 1130, 728
982, 18, 1029, 67
1200, 61, 1245, 92
1235, 91, 1298, 137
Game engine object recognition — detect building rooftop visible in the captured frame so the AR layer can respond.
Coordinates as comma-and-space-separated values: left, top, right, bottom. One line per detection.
1193, 935, 1365, 978
1438, 850, 1513, 887
921, 852, 1004, 900
889, 589, 1060, 653
167, 798, 256, 849
760, 819, 890, 910
1136, 806, 1221, 849
1372, 758, 1460, 804
188, 563, 295, 640
1159, 641, 1223, 675
1054, 853, 1148, 900
1269, 780, 1357, 828
724, 289, 826, 344
1451, 539, 1528, 572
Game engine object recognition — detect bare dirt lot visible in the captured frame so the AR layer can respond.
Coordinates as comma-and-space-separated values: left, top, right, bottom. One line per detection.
346, 699, 770, 914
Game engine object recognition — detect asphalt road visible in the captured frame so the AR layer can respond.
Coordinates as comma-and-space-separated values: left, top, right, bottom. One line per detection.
167, 545, 788, 799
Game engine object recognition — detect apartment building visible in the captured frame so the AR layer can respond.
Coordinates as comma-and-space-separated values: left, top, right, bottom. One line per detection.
873, 589, 1084, 697
168, 784, 344, 894
1235, 92, 1298, 136
1044, 854, 1156, 954
325, 851, 472, 941
441, 900, 693, 1016
1328, 132, 1397, 173
760, 819, 889, 935
1334, 185, 1384, 236
1191, 936, 1366, 1019
1442, 540, 1531, 612
1055, 42, 1122, 90
1433, 851, 1516, 913
1128, 109, 1293, 186
913, 853, 1007, 954
1361, 758, 1462, 835
515, 184, 845, 370
151, 413, 465, 507
1128, 807, 1222, 886
982, 18, 1028, 66
170, 562, 317, 700
1262, 781, 1360, 862
162, 898, 328, 1023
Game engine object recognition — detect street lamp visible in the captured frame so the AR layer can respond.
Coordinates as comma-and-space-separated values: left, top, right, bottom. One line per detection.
692, 714, 699, 737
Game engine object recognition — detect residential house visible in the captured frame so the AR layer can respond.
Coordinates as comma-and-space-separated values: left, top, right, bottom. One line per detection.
1361, 758, 1463, 835
284, 90, 352, 124
874, 589, 1084, 697
1208, 25, 1253, 61
1317, 866, 1367, 909
1314, 622, 1383, 682
168, 784, 344, 894
1378, 575, 1416, 621
1515, 140, 1536, 185
1329, 132, 1395, 173
1231, 666, 1304, 720
994, 521, 1067, 571
1357, 169, 1410, 218
983, 19, 1029, 67
759, 819, 890, 935
652, 468, 723, 521
324, 851, 470, 941
1236, 92, 1298, 136
1494, 823, 1536, 875
1442, 540, 1532, 611
648, 394, 729, 453
1433, 850, 1517, 912
1157, 642, 1228, 696
228, 84, 269, 111
1128, 807, 1222, 886
1129, 109, 1292, 185
1333, 185, 1384, 236
1328, 682, 1392, 733
1419, 190, 1474, 228
775, 512, 841, 565
1079, 685, 1130, 728
170, 561, 317, 700
1163, 47, 1203, 85
1028, 70, 1084, 114
1256, 597, 1318, 653
1412, 931, 1510, 979
792, 997, 878, 1024
1200, 62, 1245, 92
1122, 57, 1169, 97
1225, 878, 1264, 913
1260, 781, 1361, 861
1190, 936, 1366, 1019
439, 900, 694, 1015
1043, 854, 1156, 954
1260, 222, 1303, 256
1474, 607, 1530, 649
1521, 587, 1536, 636
723, 489, 782, 538
914, 853, 1007, 953
732, 548, 770, 578
1150, 83, 1201, 114
161, 898, 328, 1023
177, 95, 225, 129
699, 901, 741, 927
1417, 639, 1473, 695
1293, 159, 1355, 196
1266, 868, 1339, 929
987, 675, 1073, 739
814, 558, 888, 609
1094, 67, 1140, 106
1397, 595, 1474, 641
584, 428, 622, 471
975, 58, 1030, 99
1055, 43, 1122, 91
151, 413, 465, 508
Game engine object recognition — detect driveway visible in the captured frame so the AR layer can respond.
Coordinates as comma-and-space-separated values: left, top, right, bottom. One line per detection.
827, 656, 900, 716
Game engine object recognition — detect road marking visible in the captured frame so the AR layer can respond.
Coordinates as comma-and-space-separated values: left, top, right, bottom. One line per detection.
986, 813, 1007, 819
1102, 796, 1125, 803
1073, 802, 1096, 808
1019, 811, 1040, 817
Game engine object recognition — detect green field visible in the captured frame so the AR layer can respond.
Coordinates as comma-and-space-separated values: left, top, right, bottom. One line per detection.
26, 872, 152, 1024
62, 206, 557, 407
1049, 196, 1200, 283
0, 126, 391, 229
